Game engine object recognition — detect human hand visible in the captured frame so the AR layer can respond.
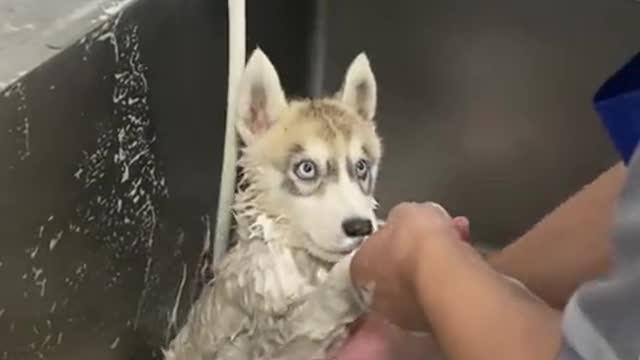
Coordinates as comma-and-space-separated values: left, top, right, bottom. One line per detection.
350, 202, 472, 332
328, 314, 444, 360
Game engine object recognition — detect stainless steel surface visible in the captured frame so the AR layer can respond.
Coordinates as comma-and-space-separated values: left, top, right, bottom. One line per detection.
0, 0, 134, 88
0, 0, 319, 358
323, 0, 638, 246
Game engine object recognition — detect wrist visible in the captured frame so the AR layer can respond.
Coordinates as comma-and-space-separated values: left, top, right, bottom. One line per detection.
485, 248, 509, 273
410, 240, 563, 360
410, 235, 484, 312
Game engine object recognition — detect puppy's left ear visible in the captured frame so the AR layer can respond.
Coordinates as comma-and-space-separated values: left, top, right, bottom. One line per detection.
339, 53, 377, 122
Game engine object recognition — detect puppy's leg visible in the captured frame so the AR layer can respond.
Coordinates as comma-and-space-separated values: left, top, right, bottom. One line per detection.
214, 334, 252, 360
276, 253, 371, 358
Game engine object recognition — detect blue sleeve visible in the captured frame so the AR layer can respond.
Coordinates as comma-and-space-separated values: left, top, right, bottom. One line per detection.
593, 52, 640, 165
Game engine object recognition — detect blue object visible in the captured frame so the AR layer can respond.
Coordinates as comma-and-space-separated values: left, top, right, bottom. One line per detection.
594, 52, 640, 165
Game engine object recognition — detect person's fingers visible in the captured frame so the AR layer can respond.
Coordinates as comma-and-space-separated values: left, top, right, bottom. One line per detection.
333, 315, 439, 360
418, 202, 470, 243
385, 202, 416, 222
350, 223, 391, 287
420, 201, 451, 218
329, 316, 390, 360
453, 215, 469, 229
353, 202, 466, 285
452, 216, 471, 243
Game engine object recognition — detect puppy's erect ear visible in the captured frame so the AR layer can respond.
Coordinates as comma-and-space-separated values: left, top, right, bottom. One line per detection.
339, 53, 377, 122
235, 48, 287, 144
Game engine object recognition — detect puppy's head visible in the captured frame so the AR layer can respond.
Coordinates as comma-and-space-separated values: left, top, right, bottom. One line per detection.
235, 48, 382, 262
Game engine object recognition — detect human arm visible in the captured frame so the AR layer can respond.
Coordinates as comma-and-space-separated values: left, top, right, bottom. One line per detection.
416, 220, 563, 360
425, 160, 624, 358
337, 162, 625, 360
487, 162, 625, 308
350, 202, 563, 360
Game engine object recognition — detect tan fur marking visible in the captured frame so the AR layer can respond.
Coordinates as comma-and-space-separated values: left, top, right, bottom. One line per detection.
244, 99, 381, 175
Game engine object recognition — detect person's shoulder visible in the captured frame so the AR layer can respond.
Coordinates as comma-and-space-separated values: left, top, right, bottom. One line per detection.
564, 50, 640, 360
556, 340, 588, 360
559, 152, 640, 360
560, 267, 640, 360
560, 176, 640, 360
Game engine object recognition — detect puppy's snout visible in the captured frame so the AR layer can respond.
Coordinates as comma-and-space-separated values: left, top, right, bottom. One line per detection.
342, 218, 373, 238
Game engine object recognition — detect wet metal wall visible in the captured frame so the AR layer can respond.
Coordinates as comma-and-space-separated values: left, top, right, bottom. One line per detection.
0, 0, 318, 358
321, 0, 639, 246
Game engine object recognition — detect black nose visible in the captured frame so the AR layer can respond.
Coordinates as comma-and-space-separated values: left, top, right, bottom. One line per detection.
342, 218, 373, 238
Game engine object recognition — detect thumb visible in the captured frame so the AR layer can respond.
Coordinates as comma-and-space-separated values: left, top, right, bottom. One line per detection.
350, 223, 390, 287
420, 202, 471, 243
452, 216, 472, 244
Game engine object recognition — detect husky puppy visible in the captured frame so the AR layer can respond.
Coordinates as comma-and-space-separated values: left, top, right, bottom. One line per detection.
163, 48, 383, 360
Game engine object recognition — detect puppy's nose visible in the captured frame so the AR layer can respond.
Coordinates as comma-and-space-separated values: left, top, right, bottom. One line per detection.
342, 218, 373, 238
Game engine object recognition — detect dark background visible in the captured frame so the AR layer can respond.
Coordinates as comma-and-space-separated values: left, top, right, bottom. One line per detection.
320, 1, 638, 246
0, 0, 637, 359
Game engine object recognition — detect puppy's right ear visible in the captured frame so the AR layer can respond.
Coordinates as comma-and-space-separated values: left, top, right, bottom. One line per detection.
339, 53, 377, 122
234, 48, 287, 145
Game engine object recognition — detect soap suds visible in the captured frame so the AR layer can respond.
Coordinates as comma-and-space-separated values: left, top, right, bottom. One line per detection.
166, 263, 188, 343
2, 23, 35, 33
4, 81, 31, 164
110, 337, 120, 349
10, 12, 172, 356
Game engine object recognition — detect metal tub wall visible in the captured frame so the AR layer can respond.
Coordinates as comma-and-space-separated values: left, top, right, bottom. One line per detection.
0, 0, 318, 358
321, 0, 639, 247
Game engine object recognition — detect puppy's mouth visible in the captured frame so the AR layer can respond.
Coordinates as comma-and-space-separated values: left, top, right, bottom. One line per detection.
302, 236, 364, 263
336, 237, 366, 253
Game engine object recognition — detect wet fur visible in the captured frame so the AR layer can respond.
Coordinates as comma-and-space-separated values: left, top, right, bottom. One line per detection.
163, 49, 381, 360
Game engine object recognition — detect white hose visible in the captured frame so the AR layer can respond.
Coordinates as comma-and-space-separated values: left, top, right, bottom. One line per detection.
213, 0, 245, 266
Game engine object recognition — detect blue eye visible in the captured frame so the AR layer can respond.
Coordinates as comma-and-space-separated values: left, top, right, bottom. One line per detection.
355, 159, 369, 179
294, 160, 317, 180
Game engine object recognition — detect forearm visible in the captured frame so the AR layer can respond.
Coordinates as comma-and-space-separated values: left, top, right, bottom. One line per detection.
488, 162, 625, 308
417, 241, 562, 360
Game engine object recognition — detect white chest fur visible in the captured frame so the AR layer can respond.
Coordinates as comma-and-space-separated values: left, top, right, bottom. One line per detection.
163, 235, 367, 360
